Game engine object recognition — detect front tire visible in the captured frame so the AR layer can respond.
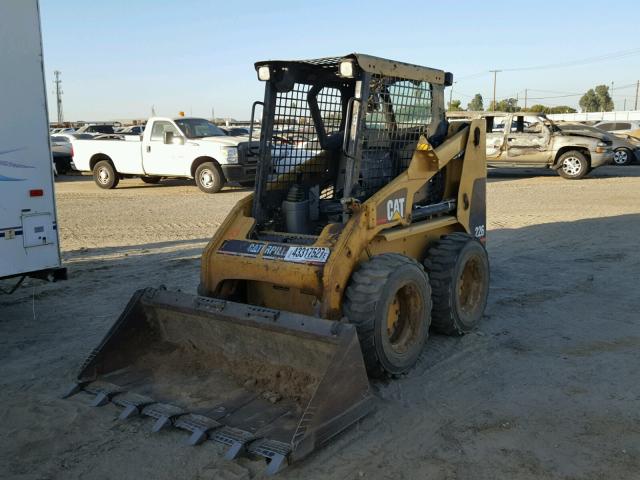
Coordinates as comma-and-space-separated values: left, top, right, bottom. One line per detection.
557, 150, 589, 179
93, 160, 119, 189
344, 253, 432, 377
195, 162, 224, 193
613, 148, 633, 166
424, 233, 489, 336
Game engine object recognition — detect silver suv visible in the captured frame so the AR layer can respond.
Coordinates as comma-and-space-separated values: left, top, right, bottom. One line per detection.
449, 112, 614, 179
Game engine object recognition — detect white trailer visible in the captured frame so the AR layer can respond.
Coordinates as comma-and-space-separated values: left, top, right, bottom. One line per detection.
0, 0, 65, 283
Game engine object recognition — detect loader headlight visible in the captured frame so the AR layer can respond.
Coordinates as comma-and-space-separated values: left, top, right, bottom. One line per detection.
339, 60, 355, 78
222, 147, 238, 164
257, 66, 271, 81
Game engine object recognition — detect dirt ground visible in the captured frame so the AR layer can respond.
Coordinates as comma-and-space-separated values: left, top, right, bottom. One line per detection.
1, 166, 639, 480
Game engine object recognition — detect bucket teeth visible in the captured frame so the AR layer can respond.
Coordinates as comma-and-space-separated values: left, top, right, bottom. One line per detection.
119, 404, 139, 420
61, 382, 83, 399
174, 414, 223, 446
265, 453, 287, 476
151, 416, 172, 433
91, 392, 110, 407
142, 403, 185, 432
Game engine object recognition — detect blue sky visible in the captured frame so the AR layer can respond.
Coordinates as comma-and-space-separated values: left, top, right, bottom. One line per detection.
40, 0, 640, 121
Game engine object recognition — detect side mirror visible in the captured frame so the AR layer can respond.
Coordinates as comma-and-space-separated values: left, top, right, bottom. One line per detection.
164, 131, 184, 145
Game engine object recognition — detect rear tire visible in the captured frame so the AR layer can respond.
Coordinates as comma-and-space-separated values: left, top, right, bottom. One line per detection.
613, 148, 633, 166
141, 175, 162, 184
195, 162, 224, 193
424, 233, 489, 336
344, 253, 432, 377
557, 150, 589, 179
93, 160, 119, 189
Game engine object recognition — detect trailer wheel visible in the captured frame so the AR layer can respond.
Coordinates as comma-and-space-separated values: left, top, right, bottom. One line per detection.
93, 160, 119, 189
344, 253, 431, 377
195, 162, 224, 193
424, 233, 489, 336
141, 176, 162, 184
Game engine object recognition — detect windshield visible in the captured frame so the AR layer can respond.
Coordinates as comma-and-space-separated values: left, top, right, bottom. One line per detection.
174, 118, 225, 138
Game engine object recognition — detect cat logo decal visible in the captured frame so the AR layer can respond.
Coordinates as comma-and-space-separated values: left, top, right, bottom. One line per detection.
376, 189, 408, 225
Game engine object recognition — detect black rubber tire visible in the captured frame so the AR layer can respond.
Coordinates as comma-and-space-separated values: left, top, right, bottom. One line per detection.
93, 160, 119, 189
141, 175, 162, 184
424, 233, 489, 336
195, 162, 224, 193
344, 253, 432, 377
557, 150, 589, 179
613, 148, 633, 166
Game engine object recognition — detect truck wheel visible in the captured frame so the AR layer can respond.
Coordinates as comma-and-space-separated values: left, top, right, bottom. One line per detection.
344, 253, 432, 377
195, 162, 224, 193
613, 148, 633, 166
93, 160, 119, 189
424, 233, 489, 336
141, 176, 162, 184
557, 150, 589, 179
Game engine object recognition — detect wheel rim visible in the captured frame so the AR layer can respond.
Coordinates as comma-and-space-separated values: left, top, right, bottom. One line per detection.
562, 156, 582, 176
199, 169, 214, 188
613, 150, 628, 165
385, 283, 422, 354
97, 166, 110, 184
457, 256, 484, 316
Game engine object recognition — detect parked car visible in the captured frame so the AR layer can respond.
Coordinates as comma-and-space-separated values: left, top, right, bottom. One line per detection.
50, 133, 93, 173
221, 126, 250, 136
594, 120, 640, 139
70, 117, 257, 193
555, 122, 640, 166
447, 112, 614, 179
75, 124, 115, 135
115, 125, 145, 135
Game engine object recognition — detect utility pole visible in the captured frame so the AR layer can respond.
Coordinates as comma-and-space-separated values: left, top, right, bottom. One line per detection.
623, 98, 627, 111
448, 85, 453, 111
489, 70, 501, 111
524, 89, 528, 110
635, 80, 639, 111
53, 70, 63, 123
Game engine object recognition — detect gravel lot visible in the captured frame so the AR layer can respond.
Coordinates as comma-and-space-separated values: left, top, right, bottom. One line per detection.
1, 166, 639, 480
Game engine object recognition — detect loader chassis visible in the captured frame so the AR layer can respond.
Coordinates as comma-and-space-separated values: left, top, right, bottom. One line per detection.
67, 54, 488, 475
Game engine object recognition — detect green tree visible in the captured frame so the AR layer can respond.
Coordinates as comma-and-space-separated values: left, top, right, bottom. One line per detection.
528, 104, 547, 113
580, 85, 614, 112
594, 85, 614, 111
547, 105, 577, 114
448, 99, 463, 111
467, 93, 483, 111
488, 98, 520, 112
528, 104, 576, 114
579, 89, 599, 112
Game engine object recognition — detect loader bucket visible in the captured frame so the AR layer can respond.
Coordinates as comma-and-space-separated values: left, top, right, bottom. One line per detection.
65, 288, 374, 475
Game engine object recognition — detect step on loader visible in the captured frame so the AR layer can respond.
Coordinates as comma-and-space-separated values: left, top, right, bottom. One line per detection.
65, 54, 489, 475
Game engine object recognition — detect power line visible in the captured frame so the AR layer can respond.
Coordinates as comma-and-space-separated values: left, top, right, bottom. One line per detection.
455, 47, 640, 84
500, 47, 640, 72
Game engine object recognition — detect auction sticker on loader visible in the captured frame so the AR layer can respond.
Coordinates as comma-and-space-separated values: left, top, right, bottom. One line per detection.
283, 246, 330, 264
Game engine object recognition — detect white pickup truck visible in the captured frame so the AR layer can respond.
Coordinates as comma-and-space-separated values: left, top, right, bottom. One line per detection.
71, 117, 257, 193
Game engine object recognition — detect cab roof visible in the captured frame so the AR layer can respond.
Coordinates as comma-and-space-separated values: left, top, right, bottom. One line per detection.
255, 53, 451, 85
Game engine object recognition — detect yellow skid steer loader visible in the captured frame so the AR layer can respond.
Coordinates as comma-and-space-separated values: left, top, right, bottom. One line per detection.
65, 54, 489, 475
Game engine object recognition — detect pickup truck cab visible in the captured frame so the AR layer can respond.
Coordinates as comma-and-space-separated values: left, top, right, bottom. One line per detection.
448, 112, 614, 179
71, 117, 257, 193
